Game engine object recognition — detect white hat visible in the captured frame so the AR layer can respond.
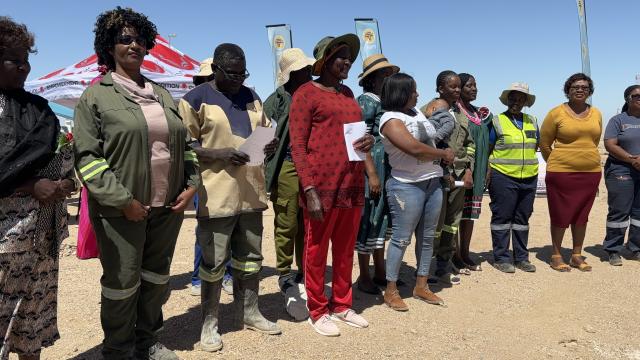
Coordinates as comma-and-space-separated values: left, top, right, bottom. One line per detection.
499, 82, 536, 107
194, 58, 213, 79
277, 48, 315, 87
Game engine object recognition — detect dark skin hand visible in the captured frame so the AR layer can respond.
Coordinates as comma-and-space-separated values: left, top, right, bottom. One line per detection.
305, 189, 324, 222
194, 147, 250, 166
123, 199, 150, 222
170, 187, 198, 213
16, 178, 74, 202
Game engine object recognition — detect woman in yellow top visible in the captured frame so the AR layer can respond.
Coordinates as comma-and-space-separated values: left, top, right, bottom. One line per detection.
540, 73, 602, 272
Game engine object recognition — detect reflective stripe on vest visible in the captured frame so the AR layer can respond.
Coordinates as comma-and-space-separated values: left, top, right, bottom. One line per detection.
490, 113, 539, 179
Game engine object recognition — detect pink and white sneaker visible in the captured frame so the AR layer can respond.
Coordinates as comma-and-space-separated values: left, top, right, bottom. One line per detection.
331, 309, 369, 328
308, 314, 340, 337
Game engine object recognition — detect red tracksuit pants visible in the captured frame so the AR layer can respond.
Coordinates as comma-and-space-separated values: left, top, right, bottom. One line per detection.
304, 207, 361, 321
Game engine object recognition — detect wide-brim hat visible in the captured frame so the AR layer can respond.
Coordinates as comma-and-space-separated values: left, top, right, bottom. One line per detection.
276, 48, 315, 87
499, 82, 536, 107
312, 33, 360, 76
357, 54, 399, 86
194, 58, 213, 79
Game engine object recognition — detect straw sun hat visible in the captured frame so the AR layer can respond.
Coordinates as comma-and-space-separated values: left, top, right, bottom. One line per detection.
499, 82, 536, 107
357, 54, 399, 86
312, 33, 360, 76
276, 48, 315, 87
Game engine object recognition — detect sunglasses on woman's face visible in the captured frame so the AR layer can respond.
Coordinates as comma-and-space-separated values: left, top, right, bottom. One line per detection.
117, 35, 148, 47
630, 94, 640, 100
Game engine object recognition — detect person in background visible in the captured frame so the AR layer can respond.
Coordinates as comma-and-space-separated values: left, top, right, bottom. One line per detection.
379, 73, 454, 311
455, 73, 492, 272
179, 43, 281, 352
602, 85, 640, 266
540, 73, 602, 272
263, 48, 315, 320
0, 16, 78, 360
189, 57, 234, 297
487, 83, 539, 273
421, 70, 474, 285
354, 54, 399, 295
73, 8, 200, 359
289, 34, 374, 337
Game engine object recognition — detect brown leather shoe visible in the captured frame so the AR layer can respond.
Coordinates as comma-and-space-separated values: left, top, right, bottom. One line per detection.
383, 289, 408, 312
413, 276, 445, 306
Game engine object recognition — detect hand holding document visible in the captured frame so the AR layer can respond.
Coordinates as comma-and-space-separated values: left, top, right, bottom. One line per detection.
343, 121, 367, 162
238, 126, 276, 166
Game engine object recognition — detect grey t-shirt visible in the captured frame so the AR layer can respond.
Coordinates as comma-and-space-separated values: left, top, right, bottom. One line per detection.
604, 112, 640, 170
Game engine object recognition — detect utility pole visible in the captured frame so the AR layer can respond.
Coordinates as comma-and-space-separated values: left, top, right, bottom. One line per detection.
167, 33, 176, 48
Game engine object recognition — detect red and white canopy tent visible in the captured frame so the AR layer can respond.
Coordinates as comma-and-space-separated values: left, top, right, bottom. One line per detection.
25, 35, 201, 108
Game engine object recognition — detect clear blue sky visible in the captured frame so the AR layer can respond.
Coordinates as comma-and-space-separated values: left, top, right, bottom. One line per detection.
7, 0, 639, 122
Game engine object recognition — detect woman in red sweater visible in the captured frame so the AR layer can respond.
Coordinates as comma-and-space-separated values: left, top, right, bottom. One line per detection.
289, 34, 374, 337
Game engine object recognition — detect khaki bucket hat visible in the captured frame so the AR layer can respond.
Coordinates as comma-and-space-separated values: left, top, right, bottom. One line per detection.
499, 82, 536, 107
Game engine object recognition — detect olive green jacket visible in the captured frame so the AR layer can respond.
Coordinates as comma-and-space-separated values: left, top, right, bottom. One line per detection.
73, 72, 200, 217
263, 86, 293, 192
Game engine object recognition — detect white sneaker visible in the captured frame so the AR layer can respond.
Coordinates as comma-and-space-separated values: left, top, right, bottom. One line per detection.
284, 285, 309, 321
331, 309, 369, 328
309, 314, 340, 337
190, 283, 201, 296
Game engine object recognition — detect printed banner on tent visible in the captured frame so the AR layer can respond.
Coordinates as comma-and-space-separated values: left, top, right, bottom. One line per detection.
25, 35, 200, 108
354, 18, 382, 61
266, 24, 292, 89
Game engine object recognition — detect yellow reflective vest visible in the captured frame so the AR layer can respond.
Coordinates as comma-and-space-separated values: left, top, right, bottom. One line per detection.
489, 113, 539, 179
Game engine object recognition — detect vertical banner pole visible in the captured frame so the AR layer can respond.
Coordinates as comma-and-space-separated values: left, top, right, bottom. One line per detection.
266, 24, 292, 89
354, 18, 383, 63
576, 0, 591, 103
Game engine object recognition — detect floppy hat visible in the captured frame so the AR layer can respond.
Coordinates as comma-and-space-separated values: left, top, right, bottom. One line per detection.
276, 48, 315, 87
499, 82, 535, 107
312, 33, 360, 76
194, 57, 213, 80
357, 54, 399, 86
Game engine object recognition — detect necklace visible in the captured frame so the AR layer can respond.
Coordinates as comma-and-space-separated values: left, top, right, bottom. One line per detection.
457, 100, 481, 125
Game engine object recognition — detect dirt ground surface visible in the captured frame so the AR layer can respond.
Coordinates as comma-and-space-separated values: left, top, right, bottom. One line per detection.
21, 179, 640, 360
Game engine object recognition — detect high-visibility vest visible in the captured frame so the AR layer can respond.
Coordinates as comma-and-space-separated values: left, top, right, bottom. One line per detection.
489, 113, 539, 179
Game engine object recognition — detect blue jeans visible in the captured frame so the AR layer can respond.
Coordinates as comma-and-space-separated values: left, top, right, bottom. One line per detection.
385, 177, 443, 281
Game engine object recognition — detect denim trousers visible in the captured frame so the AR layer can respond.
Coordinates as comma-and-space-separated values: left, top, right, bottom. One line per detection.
385, 176, 443, 281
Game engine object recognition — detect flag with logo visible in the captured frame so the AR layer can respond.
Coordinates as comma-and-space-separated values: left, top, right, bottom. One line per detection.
354, 18, 382, 62
266, 24, 292, 88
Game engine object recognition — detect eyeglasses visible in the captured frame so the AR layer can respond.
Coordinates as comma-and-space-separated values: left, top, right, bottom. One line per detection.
630, 94, 640, 100
215, 65, 250, 81
569, 85, 590, 92
116, 35, 148, 47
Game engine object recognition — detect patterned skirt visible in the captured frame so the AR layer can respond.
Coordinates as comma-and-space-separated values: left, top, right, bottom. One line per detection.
355, 142, 391, 254
0, 247, 60, 358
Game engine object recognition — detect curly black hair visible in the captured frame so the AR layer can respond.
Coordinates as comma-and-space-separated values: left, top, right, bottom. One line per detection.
93, 7, 157, 70
0, 16, 36, 57
563, 72, 594, 97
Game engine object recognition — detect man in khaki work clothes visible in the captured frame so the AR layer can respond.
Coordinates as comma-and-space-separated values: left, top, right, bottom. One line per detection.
179, 43, 281, 353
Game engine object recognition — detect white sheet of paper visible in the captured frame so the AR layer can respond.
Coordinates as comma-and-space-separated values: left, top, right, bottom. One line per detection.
454, 181, 464, 187
343, 121, 367, 162
238, 126, 276, 166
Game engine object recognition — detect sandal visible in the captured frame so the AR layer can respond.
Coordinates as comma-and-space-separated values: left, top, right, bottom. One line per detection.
452, 257, 472, 276
569, 254, 592, 272
550, 255, 571, 272
463, 258, 482, 271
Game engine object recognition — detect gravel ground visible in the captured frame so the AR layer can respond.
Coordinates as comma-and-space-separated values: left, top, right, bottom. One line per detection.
19, 179, 640, 360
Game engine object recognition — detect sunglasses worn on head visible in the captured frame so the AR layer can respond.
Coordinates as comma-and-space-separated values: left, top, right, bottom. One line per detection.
215, 65, 250, 81
117, 35, 148, 47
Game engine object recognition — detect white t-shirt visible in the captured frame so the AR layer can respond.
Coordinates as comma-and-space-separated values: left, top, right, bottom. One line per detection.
379, 108, 443, 183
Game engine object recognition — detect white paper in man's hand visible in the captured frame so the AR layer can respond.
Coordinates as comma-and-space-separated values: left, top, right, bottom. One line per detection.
238, 126, 276, 166
343, 121, 367, 162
